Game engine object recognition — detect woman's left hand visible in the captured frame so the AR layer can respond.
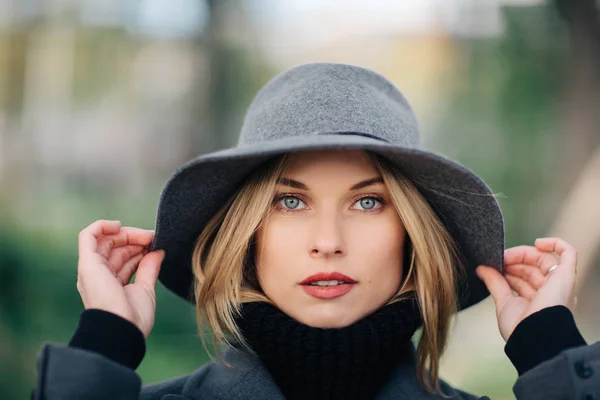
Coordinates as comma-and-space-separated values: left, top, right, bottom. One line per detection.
476, 237, 578, 342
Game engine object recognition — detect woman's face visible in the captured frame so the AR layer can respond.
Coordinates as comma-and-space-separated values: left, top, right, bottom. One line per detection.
255, 149, 406, 328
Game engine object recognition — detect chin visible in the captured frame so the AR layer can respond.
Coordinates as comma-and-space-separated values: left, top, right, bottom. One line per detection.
295, 306, 362, 329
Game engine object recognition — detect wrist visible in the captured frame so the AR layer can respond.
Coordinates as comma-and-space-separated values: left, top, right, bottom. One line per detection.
505, 305, 586, 376
69, 308, 146, 370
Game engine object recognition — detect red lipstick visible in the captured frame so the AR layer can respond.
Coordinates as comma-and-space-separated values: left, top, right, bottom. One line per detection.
300, 272, 357, 285
299, 272, 358, 299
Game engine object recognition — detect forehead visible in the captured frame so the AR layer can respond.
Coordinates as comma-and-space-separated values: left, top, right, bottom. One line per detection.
283, 149, 377, 176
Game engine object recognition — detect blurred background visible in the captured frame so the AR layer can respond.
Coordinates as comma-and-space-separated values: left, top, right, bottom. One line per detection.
1, 0, 599, 398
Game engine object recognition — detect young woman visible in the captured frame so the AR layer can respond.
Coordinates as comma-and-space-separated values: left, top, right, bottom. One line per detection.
33, 63, 598, 400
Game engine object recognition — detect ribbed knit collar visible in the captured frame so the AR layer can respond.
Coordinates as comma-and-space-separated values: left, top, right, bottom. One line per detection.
235, 297, 422, 400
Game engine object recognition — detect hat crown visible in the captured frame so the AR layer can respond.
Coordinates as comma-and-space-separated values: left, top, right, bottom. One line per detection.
238, 63, 421, 147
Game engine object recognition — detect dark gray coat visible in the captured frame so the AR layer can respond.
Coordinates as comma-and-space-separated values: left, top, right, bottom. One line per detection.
33, 340, 600, 399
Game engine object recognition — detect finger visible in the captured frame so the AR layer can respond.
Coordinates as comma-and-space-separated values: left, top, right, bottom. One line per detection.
79, 220, 122, 259
503, 263, 546, 290
117, 252, 145, 285
505, 274, 536, 301
504, 245, 559, 272
476, 266, 513, 308
134, 250, 165, 291
96, 228, 154, 258
107, 245, 147, 273
534, 237, 577, 275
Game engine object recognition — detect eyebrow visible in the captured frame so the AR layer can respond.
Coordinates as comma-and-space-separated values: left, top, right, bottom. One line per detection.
277, 176, 384, 191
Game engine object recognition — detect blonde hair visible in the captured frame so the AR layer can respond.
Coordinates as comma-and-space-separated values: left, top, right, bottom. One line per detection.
192, 151, 465, 396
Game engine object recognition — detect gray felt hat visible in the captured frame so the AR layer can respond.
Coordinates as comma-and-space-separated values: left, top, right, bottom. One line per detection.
150, 62, 505, 311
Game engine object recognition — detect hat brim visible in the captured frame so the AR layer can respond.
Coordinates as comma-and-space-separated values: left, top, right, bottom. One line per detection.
150, 133, 504, 310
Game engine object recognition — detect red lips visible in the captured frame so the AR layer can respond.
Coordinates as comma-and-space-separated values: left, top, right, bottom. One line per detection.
299, 272, 357, 285
299, 272, 358, 299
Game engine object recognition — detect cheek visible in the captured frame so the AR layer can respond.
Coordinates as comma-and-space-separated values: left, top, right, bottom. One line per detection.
255, 219, 304, 288
351, 216, 405, 289
352, 213, 404, 253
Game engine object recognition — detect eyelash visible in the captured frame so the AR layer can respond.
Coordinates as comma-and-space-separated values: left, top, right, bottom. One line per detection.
273, 193, 386, 213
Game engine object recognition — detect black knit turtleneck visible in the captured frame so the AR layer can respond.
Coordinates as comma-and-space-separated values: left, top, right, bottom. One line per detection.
234, 297, 423, 400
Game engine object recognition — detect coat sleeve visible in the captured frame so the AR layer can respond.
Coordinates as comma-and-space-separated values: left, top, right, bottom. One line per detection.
504, 306, 599, 399
512, 341, 600, 400
33, 343, 143, 400
32, 309, 149, 399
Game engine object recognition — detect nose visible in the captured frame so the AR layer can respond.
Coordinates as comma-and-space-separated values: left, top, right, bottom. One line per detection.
309, 212, 346, 259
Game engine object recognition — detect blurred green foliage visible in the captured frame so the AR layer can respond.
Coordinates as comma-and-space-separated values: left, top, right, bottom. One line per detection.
0, 218, 211, 398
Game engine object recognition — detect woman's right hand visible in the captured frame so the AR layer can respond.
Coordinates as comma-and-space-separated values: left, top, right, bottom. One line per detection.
76, 220, 165, 338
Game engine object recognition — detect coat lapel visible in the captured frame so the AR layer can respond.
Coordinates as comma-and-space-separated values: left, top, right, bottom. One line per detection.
181, 347, 286, 400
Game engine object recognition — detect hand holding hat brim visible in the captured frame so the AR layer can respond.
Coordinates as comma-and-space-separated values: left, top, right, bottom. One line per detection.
476, 237, 578, 342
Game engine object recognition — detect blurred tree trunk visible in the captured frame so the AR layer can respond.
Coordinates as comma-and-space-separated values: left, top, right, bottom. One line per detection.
206, 0, 235, 150
181, 0, 226, 159
185, 0, 255, 159
556, 0, 600, 192
552, 0, 600, 333
1, 30, 29, 206
550, 147, 600, 287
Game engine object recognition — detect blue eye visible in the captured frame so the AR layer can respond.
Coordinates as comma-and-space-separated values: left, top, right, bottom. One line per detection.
279, 196, 305, 210
355, 197, 381, 210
